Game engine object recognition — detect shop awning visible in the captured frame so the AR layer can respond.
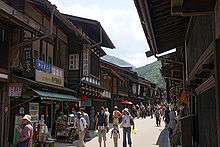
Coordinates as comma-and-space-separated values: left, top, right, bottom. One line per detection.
33, 89, 79, 101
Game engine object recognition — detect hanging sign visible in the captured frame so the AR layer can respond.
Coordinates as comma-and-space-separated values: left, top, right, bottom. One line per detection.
8, 83, 23, 97
35, 59, 64, 87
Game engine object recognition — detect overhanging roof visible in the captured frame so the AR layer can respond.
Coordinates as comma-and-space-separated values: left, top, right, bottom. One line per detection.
33, 89, 79, 101
134, 0, 189, 54
64, 14, 115, 49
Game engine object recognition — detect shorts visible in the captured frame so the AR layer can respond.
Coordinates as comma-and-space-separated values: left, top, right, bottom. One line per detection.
98, 126, 107, 142
113, 118, 119, 125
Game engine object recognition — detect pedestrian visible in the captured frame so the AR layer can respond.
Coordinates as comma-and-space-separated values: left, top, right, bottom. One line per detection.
155, 108, 161, 127
90, 107, 96, 130
113, 106, 122, 127
163, 106, 170, 126
168, 107, 176, 137
80, 107, 90, 129
121, 108, 135, 147
105, 108, 110, 132
16, 115, 33, 147
96, 107, 108, 147
111, 124, 120, 147
170, 109, 181, 147
77, 112, 87, 147
150, 105, 154, 119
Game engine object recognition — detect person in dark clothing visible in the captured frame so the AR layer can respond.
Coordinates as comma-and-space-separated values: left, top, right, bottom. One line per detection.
164, 106, 170, 126
96, 107, 108, 147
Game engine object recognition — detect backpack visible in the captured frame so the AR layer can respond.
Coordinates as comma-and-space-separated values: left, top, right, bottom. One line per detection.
98, 112, 107, 127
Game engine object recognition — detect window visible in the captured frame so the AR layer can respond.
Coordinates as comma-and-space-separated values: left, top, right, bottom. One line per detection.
40, 41, 53, 64
69, 54, 79, 70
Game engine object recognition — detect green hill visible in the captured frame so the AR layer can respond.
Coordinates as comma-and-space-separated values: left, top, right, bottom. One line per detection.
135, 61, 166, 89
102, 55, 135, 68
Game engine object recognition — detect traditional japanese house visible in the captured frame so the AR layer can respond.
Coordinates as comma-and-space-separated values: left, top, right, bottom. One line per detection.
64, 15, 115, 112
0, 0, 101, 145
136, 76, 156, 105
100, 59, 134, 109
100, 59, 124, 111
135, 0, 220, 146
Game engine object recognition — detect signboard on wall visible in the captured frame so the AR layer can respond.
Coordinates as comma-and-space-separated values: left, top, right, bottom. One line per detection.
81, 98, 92, 107
8, 83, 23, 97
35, 59, 64, 87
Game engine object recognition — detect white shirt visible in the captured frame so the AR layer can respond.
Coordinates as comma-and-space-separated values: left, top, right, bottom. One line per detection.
79, 117, 87, 131
121, 115, 131, 128
105, 111, 110, 126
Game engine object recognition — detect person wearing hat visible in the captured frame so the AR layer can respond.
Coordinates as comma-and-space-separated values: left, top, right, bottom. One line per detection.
112, 106, 122, 127
121, 108, 135, 147
77, 112, 87, 147
17, 115, 33, 147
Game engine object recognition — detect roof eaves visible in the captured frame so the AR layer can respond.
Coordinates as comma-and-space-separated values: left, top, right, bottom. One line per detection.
134, 0, 158, 55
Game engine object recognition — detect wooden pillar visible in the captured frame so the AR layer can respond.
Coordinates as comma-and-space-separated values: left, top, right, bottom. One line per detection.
215, 1, 220, 146
215, 39, 220, 146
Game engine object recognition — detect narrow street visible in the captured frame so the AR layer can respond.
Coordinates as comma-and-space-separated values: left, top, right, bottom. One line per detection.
56, 117, 164, 147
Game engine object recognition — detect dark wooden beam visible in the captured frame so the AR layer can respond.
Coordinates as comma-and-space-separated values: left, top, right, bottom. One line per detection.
155, 26, 187, 36
148, 0, 169, 6
158, 36, 185, 44
215, 39, 220, 146
153, 14, 182, 23
156, 29, 186, 39
154, 20, 187, 31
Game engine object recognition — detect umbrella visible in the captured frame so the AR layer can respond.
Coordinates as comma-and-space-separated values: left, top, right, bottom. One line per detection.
121, 100, 133, 105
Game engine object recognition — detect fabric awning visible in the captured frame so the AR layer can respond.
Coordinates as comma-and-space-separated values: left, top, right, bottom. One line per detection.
33, 89, 79, 101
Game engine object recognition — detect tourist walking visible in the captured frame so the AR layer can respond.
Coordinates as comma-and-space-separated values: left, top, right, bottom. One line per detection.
16, 115, 33, 147
90, 107, 96, 130
155, 108, 161, 127
121, 108, 135, 147
111, 124, 120, 147
168, 107, 176, 137
77, 112, 88, 147
113, 106, 122, 126
80, 107, 90, 129
105, 108, 110, 132
96, 107, 108, 147
164, 106, 170, 126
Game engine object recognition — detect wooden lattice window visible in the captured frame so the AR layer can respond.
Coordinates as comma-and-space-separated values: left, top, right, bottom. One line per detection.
69, 54, 79, 70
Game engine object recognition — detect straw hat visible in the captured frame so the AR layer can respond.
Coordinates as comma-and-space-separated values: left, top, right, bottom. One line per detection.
123, 108, 129, 113
22, 115, 32, 123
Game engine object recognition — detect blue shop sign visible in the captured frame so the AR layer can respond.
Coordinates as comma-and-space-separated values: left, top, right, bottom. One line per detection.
35, 59, 52, 73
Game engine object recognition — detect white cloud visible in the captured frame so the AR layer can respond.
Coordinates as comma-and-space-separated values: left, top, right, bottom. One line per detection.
49, 0, 154, 67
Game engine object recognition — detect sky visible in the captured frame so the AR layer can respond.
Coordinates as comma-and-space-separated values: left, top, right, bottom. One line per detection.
49, 0, 157, 67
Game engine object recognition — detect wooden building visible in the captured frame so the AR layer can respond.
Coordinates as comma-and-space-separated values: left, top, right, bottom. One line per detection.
135, 0, 220, 146
0, 0, 114, 146
100, 59, 158, 111
64, 15, 115, 111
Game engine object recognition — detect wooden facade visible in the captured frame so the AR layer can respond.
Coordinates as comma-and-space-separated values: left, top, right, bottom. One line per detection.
134, 0, 220, 146
100, 59, 160, 110
0, 0, 115, 146
64, 15, 115, 110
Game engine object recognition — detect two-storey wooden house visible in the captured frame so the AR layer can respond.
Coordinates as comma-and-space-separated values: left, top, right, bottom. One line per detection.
0, 0, 103, 146
64, 15, 115, 111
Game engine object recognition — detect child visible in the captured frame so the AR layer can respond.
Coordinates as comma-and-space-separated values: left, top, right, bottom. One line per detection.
111, 124, 120, 147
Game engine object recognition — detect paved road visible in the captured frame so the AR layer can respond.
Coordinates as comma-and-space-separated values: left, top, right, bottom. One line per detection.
56, 117, 164, 147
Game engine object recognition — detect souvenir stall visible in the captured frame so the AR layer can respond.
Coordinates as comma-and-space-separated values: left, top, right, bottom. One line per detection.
54, 101, 79, 143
